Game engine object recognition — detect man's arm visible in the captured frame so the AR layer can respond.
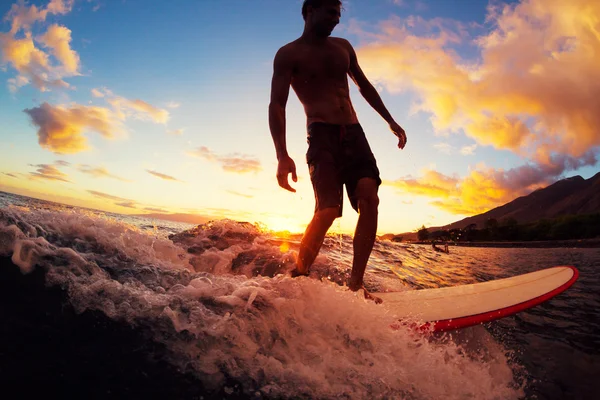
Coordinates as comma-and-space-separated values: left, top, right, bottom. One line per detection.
344, 39, 393, 123
343, 39, 407, 149
269, 47, 292, 161
269, 46, 298, 191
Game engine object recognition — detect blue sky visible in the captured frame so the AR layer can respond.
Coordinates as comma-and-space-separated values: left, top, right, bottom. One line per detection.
1, 0, 599, 234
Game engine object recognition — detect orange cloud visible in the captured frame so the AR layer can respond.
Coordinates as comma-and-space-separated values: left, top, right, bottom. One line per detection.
23, 102, 121, 154
4, 0, 73, 34
144, 207, 168, 212
77, 165, 131, 181
90, 87, 169, 124
87, 190, 135, 204
388, 152, 596, 215
1, 1, 78, 92
107, 97, 169, 124
354, 0, 600, 162
86, 191, 140, 210
38, 24, 80, 75
388, 169, 459, 199
187, 146, 262, 174
28, 163, 70, 182
115, 201, 137, 209
24, 89, 171, 153
146, 169, 183, 182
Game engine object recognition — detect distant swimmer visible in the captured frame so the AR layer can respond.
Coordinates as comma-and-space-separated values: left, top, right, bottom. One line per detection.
432, 241, 449, 253
268, 0, 407, 303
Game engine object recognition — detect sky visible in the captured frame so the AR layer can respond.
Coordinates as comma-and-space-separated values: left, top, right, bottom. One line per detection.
1, 0, 599, 235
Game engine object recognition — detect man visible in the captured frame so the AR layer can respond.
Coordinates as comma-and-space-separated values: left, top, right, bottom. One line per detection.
268, 0, 407, 303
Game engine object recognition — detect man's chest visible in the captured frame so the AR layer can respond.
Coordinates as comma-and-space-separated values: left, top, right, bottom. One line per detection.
292, 46, 350, 80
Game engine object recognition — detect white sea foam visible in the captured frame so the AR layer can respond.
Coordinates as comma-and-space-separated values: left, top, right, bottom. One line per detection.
0, 207, 524, 399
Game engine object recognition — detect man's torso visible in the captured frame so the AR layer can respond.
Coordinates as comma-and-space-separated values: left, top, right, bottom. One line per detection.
284, 37, 359, 127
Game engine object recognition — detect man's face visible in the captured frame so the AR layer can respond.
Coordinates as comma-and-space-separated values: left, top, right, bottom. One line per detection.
308, 4, 341, 37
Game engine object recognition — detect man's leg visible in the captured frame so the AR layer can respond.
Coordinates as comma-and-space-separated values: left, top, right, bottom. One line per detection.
348, 177, 381, 303
295, 207, 339, 275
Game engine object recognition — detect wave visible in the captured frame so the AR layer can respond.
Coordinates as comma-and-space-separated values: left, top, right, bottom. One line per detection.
0, 206, 523, 399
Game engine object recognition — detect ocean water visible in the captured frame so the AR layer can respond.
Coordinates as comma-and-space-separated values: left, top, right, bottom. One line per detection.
0, 191, 599, 399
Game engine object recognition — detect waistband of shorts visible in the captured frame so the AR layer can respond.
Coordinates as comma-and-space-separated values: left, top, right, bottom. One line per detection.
307, 122, 362, 136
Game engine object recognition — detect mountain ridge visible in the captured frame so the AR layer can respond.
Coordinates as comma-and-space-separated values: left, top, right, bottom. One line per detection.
393, 172, 600, 239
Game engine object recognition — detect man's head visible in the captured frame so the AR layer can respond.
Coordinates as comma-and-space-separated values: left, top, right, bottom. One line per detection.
302, 0, 342, 37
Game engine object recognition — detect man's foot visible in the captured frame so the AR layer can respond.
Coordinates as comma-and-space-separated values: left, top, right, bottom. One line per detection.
362, 288, 383, 304
290, 268, 310, 278
349, 284, 383, 304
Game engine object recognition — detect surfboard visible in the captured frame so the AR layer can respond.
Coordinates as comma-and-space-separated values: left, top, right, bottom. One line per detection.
376, 265, 579, 332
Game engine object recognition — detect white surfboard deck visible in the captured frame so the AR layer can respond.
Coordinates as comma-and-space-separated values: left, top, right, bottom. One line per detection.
376, 265, 578, 332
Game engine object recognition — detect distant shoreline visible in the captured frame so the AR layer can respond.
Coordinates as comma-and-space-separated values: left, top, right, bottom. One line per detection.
407, 238, 600, 248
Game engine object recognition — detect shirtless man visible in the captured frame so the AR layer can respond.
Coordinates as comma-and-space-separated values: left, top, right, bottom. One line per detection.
268, 0, 407, 302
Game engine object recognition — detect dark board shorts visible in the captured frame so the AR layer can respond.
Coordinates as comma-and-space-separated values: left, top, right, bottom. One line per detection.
306, 122, 382, 217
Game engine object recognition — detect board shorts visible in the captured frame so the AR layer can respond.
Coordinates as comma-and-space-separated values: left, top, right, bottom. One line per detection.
306, 122, 382, 217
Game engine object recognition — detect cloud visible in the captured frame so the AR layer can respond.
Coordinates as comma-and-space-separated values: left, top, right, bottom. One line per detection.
86, 0, 101, 12
87, 190, 140, 209
390, 0, 427, 11
0, 31, 60, 92
28, 163, 70, 182
146, 169, 183, 182
387, 169, 459, 199
90, 88, 104, 97
1, 1, 79, 92
24, 88, 170, 154
460, 144, 477, 155
167, 128, 184, 135
89, 87, 169, 124
37, 24, 80, 74
7, 74, 29, 92
115, 201, 137, 209
107, 96, 169, 124
354, 0, 600, 163
2, 172, 18, 178
24, 102, 121, 154
433, 142, 476, 156
4, 0, 73, 34
388, 152, 597, 215
144, 207, 168, 212
433, 142, 453, 155
55, 159, 70, 166
77, 165, 131, 181
165, 101, 180, 108
87, 190, 131, 202
187, 146, 262, 174
226, 190, 253, 198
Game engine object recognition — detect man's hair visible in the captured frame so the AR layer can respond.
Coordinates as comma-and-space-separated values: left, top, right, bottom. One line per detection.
302, 0, 342, 21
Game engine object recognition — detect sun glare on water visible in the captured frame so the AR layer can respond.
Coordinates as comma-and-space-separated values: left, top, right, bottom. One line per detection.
262, 216, 306, 235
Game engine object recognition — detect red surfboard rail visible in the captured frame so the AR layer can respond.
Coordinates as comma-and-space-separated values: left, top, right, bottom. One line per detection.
412, 265, 580, 333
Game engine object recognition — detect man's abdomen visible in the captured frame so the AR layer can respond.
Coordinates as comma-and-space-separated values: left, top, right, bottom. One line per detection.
304, 99, 358, 126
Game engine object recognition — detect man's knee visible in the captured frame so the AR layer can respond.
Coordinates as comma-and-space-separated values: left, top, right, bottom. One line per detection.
354, 178, 379, 210
357, 193, 379, 214
315, 206, 339, 225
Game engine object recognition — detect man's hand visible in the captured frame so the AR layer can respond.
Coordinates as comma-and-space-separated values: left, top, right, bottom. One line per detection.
277, 156, 297, 192
389, 121, 407, 149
